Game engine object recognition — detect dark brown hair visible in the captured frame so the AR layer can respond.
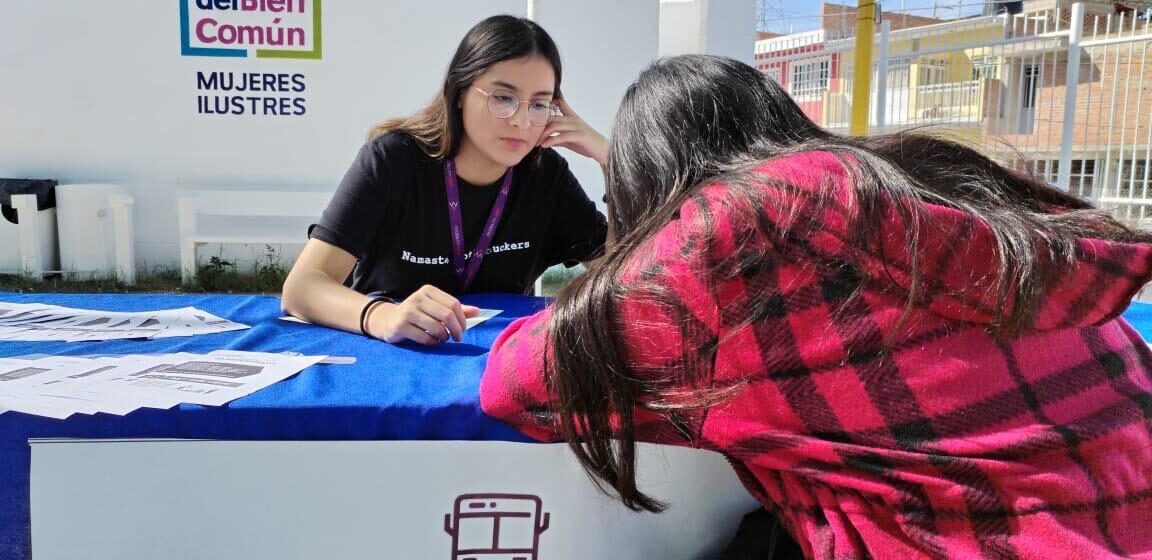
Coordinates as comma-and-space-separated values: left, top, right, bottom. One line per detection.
545, 54, 1152, 513
369, 15, 562, 161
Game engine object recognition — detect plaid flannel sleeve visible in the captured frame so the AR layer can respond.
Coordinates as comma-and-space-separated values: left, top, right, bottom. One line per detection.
480, 188, 739, 444
480, 311, 563, 442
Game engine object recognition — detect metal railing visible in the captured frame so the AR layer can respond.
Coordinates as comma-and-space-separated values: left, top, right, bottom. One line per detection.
754, 1, 1152, 226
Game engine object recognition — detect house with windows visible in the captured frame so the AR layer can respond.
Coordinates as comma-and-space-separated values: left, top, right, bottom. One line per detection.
992, 0, 1152, 224
755, 4, 1005, 132
754, 29, 830, 122
756, 0, 1152, 226
831, 16, 1007, 131
754, 3, 951, 129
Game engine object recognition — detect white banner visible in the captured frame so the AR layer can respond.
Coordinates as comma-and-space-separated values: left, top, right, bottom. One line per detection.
31, 439, 760, 559
0, 1, 663, 266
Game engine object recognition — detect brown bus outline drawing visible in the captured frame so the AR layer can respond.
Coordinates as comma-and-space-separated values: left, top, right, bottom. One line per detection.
444, 493, 550, 560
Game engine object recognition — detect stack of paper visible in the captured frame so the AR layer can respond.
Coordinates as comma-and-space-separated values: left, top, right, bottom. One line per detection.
0, 303, 249, 342
0, 350, 324, 419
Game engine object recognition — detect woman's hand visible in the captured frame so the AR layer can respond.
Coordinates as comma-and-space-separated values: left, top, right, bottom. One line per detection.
367, 285, 480, 345
540, 98, 608, 166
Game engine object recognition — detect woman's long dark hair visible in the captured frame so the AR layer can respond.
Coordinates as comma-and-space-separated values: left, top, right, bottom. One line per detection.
370, 15, 562, 160
546, 55, 1152, 512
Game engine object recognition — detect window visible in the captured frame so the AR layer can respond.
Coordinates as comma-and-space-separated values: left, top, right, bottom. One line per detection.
1030, 159, 1097, 199
843, 57, 910, 95
764, 66, 782, 85
1031, 159, 1056, 183
789, 59, 829, 98
918, 57, 949, 87
1022, 65, 1039, 109
971, 55, 1000, 80
1115, 159, 1150, 199
887, 57, 912, 89
1068, 159, 1097, 199
1100, 159, 1152, 225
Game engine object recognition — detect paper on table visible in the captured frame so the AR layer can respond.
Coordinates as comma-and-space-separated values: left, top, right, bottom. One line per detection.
0, 359, 80, 418
0, 328, 35, 341
0, 393, 75, 419
9, 359, 130, 416
71, 351, 325, 407
466, 308, 502, 328
38, 355, 198, 415
0, 351, 325, 419
0, 303, 249, 342
152, 309, 249, 339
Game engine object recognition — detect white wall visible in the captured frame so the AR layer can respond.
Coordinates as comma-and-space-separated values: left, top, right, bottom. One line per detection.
659, 0, 704, 56
533, 0, 660, 205
33, 440, 759, 559
0, 1, 658, 272
705, 0, 757, 65
659, 0, 756, 64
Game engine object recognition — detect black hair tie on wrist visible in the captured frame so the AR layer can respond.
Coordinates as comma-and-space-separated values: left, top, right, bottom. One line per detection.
359, 296, 390, 338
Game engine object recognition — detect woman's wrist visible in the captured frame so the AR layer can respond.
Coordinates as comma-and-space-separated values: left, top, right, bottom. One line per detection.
592, 138, 609, 167
358, 297, 392, 338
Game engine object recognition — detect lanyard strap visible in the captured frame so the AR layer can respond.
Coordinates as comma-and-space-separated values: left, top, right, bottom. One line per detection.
444, 159, 513, 292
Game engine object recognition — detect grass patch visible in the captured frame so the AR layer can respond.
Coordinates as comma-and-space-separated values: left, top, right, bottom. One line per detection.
0, 246, 288, 295
0, 265, 182, 294
192, 246, 287, 294
2, 248, 582, 296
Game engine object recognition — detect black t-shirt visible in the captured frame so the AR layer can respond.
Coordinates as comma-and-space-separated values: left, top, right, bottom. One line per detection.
309, 132, 608, 298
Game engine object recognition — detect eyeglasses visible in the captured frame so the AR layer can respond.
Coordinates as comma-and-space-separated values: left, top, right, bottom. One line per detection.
473, 86, 556, 127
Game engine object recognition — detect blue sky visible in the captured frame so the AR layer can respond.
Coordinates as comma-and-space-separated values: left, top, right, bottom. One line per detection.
759, 0, 991, 34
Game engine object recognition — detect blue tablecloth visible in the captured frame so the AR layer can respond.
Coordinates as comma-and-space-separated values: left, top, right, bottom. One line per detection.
4, 293, 1152, 559
0, 291, 543, 559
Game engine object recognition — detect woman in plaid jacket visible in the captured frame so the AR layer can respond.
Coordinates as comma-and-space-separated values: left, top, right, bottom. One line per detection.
480, 55, 1152, 559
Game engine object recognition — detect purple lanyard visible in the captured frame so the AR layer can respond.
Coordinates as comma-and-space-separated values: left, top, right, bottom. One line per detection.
444, 159, 513, 292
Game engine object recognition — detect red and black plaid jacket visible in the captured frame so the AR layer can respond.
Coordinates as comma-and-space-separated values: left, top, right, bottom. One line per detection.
481, 151, 1152, 559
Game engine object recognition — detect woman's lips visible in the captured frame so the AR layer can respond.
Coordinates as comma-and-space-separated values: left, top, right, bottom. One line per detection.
499, 137, 527, 149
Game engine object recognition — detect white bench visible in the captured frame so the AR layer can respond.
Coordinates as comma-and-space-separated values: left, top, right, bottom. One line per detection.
177, 190, 332, 282
0, 194, 58, 278
55, 185, 137, 285
4, 185, 136, 284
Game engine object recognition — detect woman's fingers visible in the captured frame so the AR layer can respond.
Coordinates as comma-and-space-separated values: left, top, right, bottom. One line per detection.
540, 119, 586, 145
539, 105, 607, 164
422, 290, 468, 339
539, 121, 567, 142
411, 285, 467, 341
554, 97, 578, 118
385, 322, 442, 345
379, 285, 480, 344
406, 308, 451, 340
541, 131, 575, 147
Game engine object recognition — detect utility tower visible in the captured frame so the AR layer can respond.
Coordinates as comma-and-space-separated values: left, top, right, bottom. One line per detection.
757, 0, 791, 34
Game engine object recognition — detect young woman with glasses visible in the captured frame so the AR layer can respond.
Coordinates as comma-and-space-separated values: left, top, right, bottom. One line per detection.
282, 15, 608, 346
481, 55, 1152, 558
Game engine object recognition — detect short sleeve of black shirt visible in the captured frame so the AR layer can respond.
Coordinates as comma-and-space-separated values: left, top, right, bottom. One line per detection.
308, 134, 409, 260
539, 153, 608, 267
309, 133, 607, 299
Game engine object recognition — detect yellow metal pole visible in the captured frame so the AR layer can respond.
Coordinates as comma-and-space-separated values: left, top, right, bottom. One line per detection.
849, 0, 877, 136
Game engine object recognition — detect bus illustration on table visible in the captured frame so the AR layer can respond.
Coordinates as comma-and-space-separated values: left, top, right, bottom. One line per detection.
444, 493, 550, 560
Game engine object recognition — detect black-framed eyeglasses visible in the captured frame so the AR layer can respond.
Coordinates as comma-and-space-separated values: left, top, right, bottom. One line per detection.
474, 86, 556, 127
